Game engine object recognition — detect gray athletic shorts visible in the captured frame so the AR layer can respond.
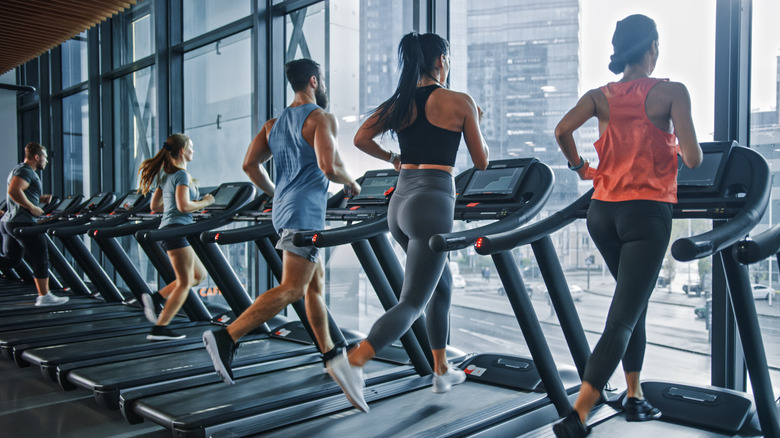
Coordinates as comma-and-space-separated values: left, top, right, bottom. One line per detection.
275, 228, 319, 263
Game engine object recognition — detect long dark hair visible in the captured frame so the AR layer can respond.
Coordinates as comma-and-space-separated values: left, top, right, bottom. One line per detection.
372, 32, 449, 133
137, 133, 190, 195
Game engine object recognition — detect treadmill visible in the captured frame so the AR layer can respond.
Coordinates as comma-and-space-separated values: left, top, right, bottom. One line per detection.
120, 169, 434, 437
61, 193, 335, 410
0, 195, 62, 286
0, 195, 82, 296
0, 192, 177, 365
474, 141, 780, 437
209, 159, 581, 438
0, 191, 118, 311
17, 183, 256, 380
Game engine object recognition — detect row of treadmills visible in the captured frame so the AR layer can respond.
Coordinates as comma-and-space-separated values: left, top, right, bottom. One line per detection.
0, 140, 778, 437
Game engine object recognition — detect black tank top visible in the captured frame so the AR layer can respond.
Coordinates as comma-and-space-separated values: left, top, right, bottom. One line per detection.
397, 85, 462, 166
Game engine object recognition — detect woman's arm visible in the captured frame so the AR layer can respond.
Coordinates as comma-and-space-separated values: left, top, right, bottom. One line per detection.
555, 90, 598, 180
460, 93, 489, 170
175, 185, 214, 213
354, 111, 402, 171
669, 82, 702, 169
150, 187, 164, 212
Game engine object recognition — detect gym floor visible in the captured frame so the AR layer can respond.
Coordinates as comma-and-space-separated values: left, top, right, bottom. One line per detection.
0, 358, 168, 438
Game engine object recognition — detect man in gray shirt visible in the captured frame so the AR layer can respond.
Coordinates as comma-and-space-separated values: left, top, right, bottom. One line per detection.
1, 142, 69, 306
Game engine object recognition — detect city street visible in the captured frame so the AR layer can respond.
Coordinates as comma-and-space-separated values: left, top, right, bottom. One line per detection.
350, 265, 780, 396
447, 270, 780, 395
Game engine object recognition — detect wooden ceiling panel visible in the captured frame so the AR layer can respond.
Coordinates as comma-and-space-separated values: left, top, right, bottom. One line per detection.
0, 0, 138, 75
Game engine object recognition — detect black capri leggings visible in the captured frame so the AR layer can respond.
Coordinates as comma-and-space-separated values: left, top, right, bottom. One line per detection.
0, 221, 50, 279
365, 168, 455, 352
582, 199, 672, 390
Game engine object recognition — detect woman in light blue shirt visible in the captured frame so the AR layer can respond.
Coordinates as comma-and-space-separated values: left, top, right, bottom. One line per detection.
137, 133, 214, 341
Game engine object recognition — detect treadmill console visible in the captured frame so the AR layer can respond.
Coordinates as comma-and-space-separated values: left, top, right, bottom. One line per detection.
454, 158, 537, 220
209, 184, 243, 210
328, 169, 399, 221
79, 192, 113, 214
675, 141, 744, 218
113, 192, 144, 213
49, 196, 80, 216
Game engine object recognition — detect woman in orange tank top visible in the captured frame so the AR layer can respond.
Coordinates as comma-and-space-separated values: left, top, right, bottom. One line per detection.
552, 15, 703, 437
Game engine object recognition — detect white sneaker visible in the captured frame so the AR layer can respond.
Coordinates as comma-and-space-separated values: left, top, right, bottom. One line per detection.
35, 293, 70, 306
432, 366, 467, 393
326, 349, 369, 412
141, 293, 158, 323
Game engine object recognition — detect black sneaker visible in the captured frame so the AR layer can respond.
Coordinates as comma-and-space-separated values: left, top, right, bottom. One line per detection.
147, 326, 186, 341
624, 397, 662, 422
553, 411, 591, 438
203, 328, 238, 384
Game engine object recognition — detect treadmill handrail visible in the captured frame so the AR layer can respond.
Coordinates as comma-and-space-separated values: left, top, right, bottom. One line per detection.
292, 214, 389, 248
475, 189, 593, 255
15, 193, 117, 237
672, 147, 770, 261
430, 162, 555, 252
202, 222, 277, 245
732, 221, 780, 264
50, 195, 152, 238
89, 217, 161, 239
137, 184, 255, 242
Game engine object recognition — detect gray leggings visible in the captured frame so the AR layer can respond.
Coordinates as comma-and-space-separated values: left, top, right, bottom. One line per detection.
366, 169, 455, 352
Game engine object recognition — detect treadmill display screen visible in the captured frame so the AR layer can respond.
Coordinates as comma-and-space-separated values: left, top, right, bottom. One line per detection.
462, 166, 524, 197
53, 197, 78, 214
82, 194, 106, 211
117, 193, 142, 211
351, 176, 397, 201
678, 151, 723, 187
210, 186, 241, 209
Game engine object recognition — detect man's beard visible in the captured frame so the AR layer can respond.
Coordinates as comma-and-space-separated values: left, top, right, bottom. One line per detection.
315, 86, 328, 109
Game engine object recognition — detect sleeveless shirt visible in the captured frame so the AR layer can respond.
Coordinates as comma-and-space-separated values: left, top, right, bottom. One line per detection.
268, 103, 329, 232
397, 85, 462, 166
592, 77, 678, 203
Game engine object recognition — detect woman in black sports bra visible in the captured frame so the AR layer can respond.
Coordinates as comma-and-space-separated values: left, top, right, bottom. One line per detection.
350, 32, 489, 401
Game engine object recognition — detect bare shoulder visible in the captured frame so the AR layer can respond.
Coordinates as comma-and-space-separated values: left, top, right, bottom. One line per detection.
307, 108, 337, 126
437, 89, 477, 110
264, 118, 277, 130
655, 80, 690, 97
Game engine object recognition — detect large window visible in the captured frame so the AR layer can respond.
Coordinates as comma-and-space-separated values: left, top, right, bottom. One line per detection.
183, 30, 253, 187
62, 91, 89, 196
183, 0, 252, 41
113, 0, 154, 68
748, 0, 780, 394
113, 67, 157, 193
449, 0, 720, 392
183, 29, 254, 304
61, 31, 88, 89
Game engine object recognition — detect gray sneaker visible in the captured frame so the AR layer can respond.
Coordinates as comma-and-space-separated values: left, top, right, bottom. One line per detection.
35, 293, 69, 306
432, 365, 467, 393
141, 293, 158, 323
326, 349, 369, 412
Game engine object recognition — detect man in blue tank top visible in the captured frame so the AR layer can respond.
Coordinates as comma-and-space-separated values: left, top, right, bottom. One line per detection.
203, 59, 369, 410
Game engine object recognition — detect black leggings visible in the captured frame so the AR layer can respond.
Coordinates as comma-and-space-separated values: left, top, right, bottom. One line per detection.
366, 169, 455, 352
582, 199, 672, 390
0, 221, 49, 279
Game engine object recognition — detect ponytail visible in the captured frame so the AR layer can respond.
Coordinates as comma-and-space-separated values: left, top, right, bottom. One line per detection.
371, 32, 449, 133
137, 133, 190, 194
